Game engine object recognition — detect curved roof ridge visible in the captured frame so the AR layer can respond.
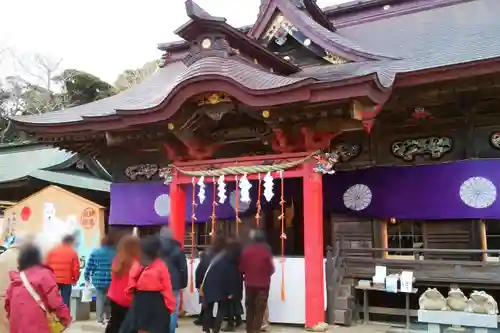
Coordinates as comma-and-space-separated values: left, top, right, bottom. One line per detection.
10, 61, 187, 124
12, 56, 313, 125
115, 56, 312, 114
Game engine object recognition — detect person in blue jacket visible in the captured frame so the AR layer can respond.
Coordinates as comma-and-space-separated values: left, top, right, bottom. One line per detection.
85, 233, 117, 325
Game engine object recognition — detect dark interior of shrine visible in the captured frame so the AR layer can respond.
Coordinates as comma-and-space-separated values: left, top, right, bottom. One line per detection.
195, 178, 303, 255
193, 177, 332, 256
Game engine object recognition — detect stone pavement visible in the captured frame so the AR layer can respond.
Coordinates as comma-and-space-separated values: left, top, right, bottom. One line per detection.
68, 318, 391, 333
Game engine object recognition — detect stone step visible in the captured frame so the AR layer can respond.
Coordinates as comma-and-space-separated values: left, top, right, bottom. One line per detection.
334, 295, 355, 310
333, 309, 353, 326
341, 278, 356, 286
338, 284, 354, 297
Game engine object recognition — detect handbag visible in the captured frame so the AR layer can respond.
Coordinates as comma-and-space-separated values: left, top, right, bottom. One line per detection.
20, 271, 65, 333
131, 266, 146, 294
80, 283, 93, 303
199, 251, 225, 297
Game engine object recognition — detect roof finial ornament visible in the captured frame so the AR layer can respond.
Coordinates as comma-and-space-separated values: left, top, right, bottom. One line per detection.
185, 0, 226, 22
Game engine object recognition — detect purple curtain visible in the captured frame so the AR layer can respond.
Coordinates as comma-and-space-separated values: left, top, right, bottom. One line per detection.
323, 160, 500, 220
109, 179, 303, 226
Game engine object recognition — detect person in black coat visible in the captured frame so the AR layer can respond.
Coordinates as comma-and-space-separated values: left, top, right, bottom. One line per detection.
194, 247, 213, 326
222, 235, 243, 331
201, 235, 240, 333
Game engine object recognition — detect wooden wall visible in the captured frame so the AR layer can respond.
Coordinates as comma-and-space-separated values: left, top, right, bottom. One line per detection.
423, 221, 481, 261
327, 81, 500, 288
330, 214, 374, 257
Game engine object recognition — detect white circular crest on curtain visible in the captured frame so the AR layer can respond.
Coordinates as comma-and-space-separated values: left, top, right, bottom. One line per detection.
343, 184, 372, 211
459, 177, 497, 209
229, 191, 250, 212
154, 194, 171, 217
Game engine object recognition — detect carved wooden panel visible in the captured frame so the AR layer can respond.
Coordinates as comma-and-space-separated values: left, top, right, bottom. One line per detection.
332, 130, 370, 170
110, 149, 170, 183
374, 125, 466, 166
473, 122, 500, 159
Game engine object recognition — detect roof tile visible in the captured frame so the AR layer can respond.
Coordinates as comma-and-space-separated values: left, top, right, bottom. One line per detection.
0, 145, 73, 183
338, 0, 500, 70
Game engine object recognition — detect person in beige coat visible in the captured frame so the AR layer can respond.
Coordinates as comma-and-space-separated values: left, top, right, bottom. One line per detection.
0, 234, 29, 333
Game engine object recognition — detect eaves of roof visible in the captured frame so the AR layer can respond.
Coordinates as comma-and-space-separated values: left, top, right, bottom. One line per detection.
0, 145, 74, 184
28, 170, 111, 192
44, 154, 113, 181
11, 57, 310, 126
10, 55, 392, 133
0, 143, 112, 184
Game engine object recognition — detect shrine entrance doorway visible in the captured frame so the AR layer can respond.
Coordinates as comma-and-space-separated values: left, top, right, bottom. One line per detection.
168, 152, 326, 328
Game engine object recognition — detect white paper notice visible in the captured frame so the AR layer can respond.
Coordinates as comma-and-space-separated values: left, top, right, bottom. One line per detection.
373, 265, 387, 285
385, 274, 399, 293
374, 265, 387, 278
400, 271, 413, 293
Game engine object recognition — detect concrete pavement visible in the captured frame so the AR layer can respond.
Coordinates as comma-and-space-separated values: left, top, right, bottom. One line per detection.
68, 318, 391, 333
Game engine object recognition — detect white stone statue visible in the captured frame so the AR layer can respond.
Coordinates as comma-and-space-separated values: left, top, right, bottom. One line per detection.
447, 288, 468, 311
468, 291, 498, 315
419, 288, 448, 310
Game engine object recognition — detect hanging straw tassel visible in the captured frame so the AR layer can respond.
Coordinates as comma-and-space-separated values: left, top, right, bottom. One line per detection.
189, 177, 197, 294
281, 259, 286, 301
255, 173, 262, 227
211, 176, 217, 241
279, 171, 286, 302
235, 175, 240, 236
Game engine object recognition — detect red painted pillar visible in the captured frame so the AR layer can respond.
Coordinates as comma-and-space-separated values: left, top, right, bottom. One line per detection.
302, 161, 325, 327
169, 170, 186, 244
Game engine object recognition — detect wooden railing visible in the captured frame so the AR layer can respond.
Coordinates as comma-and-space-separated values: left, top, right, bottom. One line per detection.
340, 246, 500, 260
336, 246, 500, 286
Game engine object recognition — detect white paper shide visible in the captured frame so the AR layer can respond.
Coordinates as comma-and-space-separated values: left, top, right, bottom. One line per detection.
239, 173, 252, 204
217, 175, 227, 204
263, 172, 275, 202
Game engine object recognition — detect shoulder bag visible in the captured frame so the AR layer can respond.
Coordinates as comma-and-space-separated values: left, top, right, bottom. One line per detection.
199, 251, 225, 297
20, 271, 65, 333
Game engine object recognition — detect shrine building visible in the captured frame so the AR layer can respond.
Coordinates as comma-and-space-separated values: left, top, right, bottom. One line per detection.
10, 0, 500, 328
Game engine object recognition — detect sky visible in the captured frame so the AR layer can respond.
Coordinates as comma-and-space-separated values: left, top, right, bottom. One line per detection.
0, 0, 348, 84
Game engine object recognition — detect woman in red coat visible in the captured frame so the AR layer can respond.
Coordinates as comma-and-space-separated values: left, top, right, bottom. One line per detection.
105, 235, 140, 333
5, 243, 72, 333
120, 236, 176, 333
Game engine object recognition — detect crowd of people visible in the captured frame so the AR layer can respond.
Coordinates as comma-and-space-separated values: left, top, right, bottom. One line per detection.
0, 226, 275, 333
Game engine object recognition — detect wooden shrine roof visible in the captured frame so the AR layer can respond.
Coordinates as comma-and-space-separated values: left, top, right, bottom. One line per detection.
11, 58, 311, 126
249, 0, 397, 61
11, 0, 500, 132
0, 143, 111, 191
